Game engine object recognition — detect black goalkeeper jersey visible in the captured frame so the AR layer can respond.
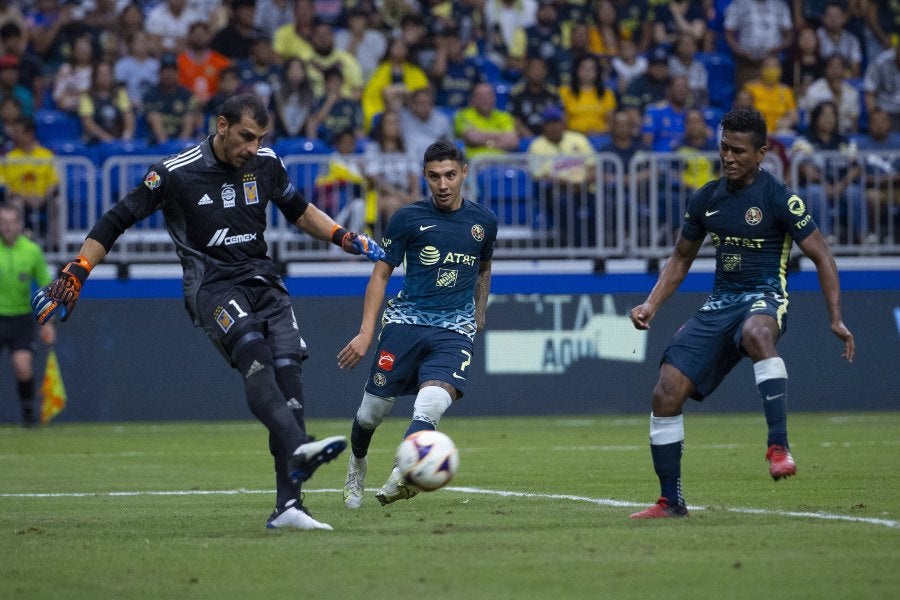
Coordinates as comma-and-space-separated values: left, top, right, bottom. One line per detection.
104, 136, 310, 324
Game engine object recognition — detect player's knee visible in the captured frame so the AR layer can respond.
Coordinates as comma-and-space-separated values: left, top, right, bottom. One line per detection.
229, 330, 271, 377
412, 386, 453, 428
754, 356, 787, 384
356, 392, 395, 429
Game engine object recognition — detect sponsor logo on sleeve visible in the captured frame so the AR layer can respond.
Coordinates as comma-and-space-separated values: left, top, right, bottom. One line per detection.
144, 171, 161, 189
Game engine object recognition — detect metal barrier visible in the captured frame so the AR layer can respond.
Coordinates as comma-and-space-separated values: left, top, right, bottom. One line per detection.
36, 147, 900, 266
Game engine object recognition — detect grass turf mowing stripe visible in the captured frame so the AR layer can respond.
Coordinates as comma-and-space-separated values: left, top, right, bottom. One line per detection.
3, 487, 897, 529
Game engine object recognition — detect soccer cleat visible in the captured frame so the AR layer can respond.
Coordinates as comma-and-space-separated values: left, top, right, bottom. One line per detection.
343, 455, 368, 509
766, 444, 797, 480
287, 435, 347, 483
266, 499, 333, 530
375, 466, 419, 506
629, 497, 689, 519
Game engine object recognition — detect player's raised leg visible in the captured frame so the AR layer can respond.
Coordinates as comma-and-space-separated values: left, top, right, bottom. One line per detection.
754, 356, 796, 480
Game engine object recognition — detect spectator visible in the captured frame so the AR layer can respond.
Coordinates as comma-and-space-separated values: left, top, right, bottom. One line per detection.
724, 0, 793, 87
177, 21, 232, 106
307, 66, 365, 144
51, 33, 94, 114
313, 128, 366, 223
862, 43, 900, 132
269, 56, 317, 139
559, 54, 617, 136
520, 0, 566, 83
1, 116, 60, 248
860, 0, 899, 64
431, 26, 485, 111
507, 56, 561, 139
652, 0, 707, 48
302, 20, 365, 101
272, 0, 315, 62
110, 3, 146, 59
203, 65, 244, 133
0, 1, 24, 31
743, 55, 800, 135
113, 30, 160, 114
800, 53, 861, 135
621, 45, 671, 119
0, 95, 22, 152
611, 38, 648, 96
145, 0, 204, 54
454, 81, 520, 158
527, 104, 598, 247
142, 54, 203, 145
563, 22, 598, 89
398, 86, 453, 164
794, 100, 866, 243
211, 0, 266, 60
361, 36, 429, 131
334, 7, 387, 81
235, 37, 282, 109
642, 75, 691, 151
25, 0, 86, 70
611, 0, 652, 53
0, 55, 33, 119
253, 0, 293, 40
378, 0, 419, 33
668, 33, 709, 108
599, 108, 650, 170
854, 108, 900, 243
815, 1, 862, 78
786, 26, 823, 100
484, 0, 537, 64
0, 22, 45, 111
397, 13, 436, 73
363, 109, 420, 226
671, 107, 718, 190
78, 60, 136, 144
0, 203, 55, 427
588, 0, 620, 58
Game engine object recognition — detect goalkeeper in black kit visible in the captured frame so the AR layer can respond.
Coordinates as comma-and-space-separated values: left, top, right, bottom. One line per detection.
31, 93, 384, 531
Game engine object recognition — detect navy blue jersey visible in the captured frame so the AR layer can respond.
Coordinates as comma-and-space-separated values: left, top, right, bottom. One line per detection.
108, 136, 309, 323
380, 197, 498, 339
682, 169, 817, 300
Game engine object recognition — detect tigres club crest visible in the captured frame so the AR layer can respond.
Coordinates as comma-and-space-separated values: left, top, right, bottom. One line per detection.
745, 207, 762, 225
471, 224, 485, 241
144, 171, 161, 189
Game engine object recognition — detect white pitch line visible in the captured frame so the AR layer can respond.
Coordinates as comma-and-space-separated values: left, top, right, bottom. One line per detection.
1, 487, 896, 529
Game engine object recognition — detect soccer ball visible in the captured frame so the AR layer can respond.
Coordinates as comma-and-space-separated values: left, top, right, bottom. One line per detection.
396, 430, 459, 491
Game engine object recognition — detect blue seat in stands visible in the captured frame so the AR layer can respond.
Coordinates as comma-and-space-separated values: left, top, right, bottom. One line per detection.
34, 109, 82, 144
476, 165, 532, 226
697, 52, 735, 110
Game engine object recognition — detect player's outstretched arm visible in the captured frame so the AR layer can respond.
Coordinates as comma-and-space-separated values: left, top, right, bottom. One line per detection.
31, 238, 108, 325
797, 229, 855, 362
337, 261, 394, 370
294, 204, 385, 262
630, 236, 702, 330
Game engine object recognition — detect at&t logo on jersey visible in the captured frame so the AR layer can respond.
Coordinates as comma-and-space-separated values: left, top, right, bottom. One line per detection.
419, 245, 441, 265
143, 171, 161, 189
207, 228, 258, 246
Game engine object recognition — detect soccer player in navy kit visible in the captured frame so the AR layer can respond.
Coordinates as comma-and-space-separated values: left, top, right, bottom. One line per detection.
31, 94, 384, 530
628, 107, 856, 519
337, 140, 497, 508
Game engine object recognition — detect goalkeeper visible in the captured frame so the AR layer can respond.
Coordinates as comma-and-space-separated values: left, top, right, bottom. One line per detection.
30, 93, 384, 531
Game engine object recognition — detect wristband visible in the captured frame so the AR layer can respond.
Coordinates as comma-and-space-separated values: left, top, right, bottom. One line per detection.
330, 224, 350, 247
66, 255, 94, 285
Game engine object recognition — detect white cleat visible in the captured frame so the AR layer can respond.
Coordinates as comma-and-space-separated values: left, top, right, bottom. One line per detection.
375, 466, 419, 506
266, 500, 333, 530
343, 455, 368, 509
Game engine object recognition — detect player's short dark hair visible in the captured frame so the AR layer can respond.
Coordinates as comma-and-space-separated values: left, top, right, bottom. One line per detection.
219, 93, 268, 127
423, 140, 465, 167
720, 107, 767, 149
0, 22, 21, 41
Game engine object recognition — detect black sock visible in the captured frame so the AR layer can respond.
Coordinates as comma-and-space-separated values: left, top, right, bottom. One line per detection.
651, 441, 684, 506
269, 433, 300, 508
403, 418, 435, 438
274, 362, 307, 440
18, 380, 36, 424
759, 378, 789, 447
350, 417, 376, 458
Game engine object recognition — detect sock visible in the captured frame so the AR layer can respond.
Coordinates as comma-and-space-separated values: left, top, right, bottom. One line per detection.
235, 340, 305, 455
754, 357, 789, 448
650, 413, 685, 506
403, 419, 435, 438
274, 361, 307, 440
18, 380, 36, 424
351, 418, 376, 459
270, 433, 300, 508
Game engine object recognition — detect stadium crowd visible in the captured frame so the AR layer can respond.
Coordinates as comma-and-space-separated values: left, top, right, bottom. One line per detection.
0, 0, 897, 249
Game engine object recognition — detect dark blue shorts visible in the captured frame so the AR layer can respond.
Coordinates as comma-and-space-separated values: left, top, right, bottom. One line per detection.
196, 280, 308, 367
662, 295, 787, 401
364, 323, 475, 398
0, 315, 36, 353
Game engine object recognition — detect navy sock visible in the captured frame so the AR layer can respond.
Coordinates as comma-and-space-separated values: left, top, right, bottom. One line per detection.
403, 418, 435, 438
350, 418, 376, 459
651, 441, 684, 506
759, 378, 789, 447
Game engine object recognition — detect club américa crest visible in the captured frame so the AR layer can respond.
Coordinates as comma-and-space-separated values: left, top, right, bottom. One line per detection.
471, 224, 485, 241
745, 207, 762, 225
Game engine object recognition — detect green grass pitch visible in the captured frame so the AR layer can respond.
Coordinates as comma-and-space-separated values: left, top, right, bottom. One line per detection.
2, 413, 898, 599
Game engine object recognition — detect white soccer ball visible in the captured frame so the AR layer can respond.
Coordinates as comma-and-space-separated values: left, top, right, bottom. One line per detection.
396, 430, 459, 491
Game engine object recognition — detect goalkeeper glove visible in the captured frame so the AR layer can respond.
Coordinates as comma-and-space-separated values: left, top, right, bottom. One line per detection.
331, 226, 386, 262
31, 256, 93, 325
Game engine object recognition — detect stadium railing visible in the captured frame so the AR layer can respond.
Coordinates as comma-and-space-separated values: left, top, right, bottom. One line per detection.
36, 148, 898, 267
